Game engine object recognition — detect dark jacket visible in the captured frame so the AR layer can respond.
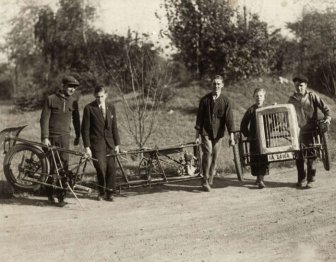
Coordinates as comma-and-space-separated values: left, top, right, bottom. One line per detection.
240, 103, 268, 175
240, 104, 261, 153
40, 90, 80, 139
288, 91, 331, 132
195, 92, 234, 140
240, 104, 258, 139
81, 100, 120, 150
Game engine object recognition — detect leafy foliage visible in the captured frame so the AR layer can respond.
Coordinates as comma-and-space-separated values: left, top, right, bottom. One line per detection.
34, 0, 96, 85
2, 3, 47, 100
3, 0, 173, 147
287, 9, 336, 96
87, 31, 157, 91
0, 63, 12, 99
164, 0, 284, 81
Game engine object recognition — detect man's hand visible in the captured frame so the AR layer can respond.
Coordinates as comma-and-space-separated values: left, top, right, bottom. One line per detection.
42, 138, 51, 146
195, 129, 201, 144
74, 137, 80, 146
323, 118, 331, 125
229, 133, 236, 147
195, 137, 201, 144
114, 145, 120, 154
85, 147, 92, 158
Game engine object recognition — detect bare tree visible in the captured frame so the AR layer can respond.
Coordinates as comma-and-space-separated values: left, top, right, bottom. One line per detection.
90, 30, 173, 149
116, 37, 173, 148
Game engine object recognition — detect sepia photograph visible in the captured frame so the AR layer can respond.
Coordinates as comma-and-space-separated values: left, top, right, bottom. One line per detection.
0, 0, 335, 261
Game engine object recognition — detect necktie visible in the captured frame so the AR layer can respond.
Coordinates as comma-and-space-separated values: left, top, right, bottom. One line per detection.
100, 104, 106, 119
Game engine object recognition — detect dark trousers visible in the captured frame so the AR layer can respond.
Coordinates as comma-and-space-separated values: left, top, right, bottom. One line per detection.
296, 158, 315, 183
250, 155, 269, 177
46, 134, 70, 198
296, 132, 316, 183
92, 144, 116, 196
250, 141, 269, 177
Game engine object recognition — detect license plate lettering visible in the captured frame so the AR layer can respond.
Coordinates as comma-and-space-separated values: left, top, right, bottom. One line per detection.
267, 152, 294, 162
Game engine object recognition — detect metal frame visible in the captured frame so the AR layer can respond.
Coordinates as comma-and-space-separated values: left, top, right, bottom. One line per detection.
109, 143, 202, 190
1, 126, 202, 202
232, 104, 330, 181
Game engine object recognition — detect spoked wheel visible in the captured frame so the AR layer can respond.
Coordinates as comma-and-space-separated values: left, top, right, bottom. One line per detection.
3, 144, 49, 192
320, 131, 331, 171
138, 158, 150, 180
233, 143, 244, 181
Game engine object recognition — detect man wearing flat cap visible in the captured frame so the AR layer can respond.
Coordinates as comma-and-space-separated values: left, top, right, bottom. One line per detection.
288, 74, 331, 188
40, 75, 81, 205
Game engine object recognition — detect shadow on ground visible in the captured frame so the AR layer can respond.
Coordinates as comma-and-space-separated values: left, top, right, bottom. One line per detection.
213, 175, 296, 190
0, 173, 299, 206
0, 194, 63, 207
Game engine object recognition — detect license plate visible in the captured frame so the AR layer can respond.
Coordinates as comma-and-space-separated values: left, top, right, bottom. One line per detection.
267, 152, 294, 162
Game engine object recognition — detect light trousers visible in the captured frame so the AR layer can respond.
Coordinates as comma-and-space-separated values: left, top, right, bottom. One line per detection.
201, 135, 222, 183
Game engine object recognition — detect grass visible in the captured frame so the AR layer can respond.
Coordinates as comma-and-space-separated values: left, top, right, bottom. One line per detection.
1, 76, 335, 182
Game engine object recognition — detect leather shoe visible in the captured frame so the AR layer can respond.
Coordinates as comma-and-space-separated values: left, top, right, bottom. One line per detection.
296, 182, 304, 189
306, 182, 314, 188
96, 195, 103, 201
258, 180, 265, 189
202, 181, 211, 192
105, 195, 114, 202
48, 196, 56, 204
57, 196, 67, 207
57, 200, 68, 207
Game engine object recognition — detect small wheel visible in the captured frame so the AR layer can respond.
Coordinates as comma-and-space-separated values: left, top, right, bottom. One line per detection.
320, 131, 330, 171
3, 144, 49, 192
233, 144, 244, 181
138, 158, 149, 179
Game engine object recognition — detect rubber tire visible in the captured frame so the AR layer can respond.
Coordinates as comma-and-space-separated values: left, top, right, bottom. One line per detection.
321, 132, 331, 171
3, 144, 49, 192
233, 144, 244, 181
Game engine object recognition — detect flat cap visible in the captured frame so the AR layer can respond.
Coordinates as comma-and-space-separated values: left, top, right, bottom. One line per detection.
62, 75, 79, 86
292, 75, 308, 83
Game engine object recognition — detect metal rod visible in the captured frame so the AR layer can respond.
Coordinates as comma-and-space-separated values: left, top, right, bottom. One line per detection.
66, 182, 84, 209
10, 137, 97, 161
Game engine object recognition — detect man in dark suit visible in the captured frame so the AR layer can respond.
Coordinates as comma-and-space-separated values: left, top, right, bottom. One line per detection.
81, 85, 120, 201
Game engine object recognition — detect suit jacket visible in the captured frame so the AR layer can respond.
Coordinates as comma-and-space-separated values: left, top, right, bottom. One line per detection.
81, 100, 120, 151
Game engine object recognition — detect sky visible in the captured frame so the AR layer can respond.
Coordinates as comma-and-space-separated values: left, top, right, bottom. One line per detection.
94, 0, 331, 39
94, 0, 303, 40
0, 0, 333, 61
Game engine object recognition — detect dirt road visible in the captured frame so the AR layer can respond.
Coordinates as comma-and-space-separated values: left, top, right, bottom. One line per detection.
1, 164, 336, 262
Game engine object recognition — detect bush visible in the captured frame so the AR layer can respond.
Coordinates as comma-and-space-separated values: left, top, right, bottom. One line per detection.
14, 89, 45, 111
0, 63, 13, 99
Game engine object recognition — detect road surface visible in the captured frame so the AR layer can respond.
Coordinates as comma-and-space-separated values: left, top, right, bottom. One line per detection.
1, 164, 336, 262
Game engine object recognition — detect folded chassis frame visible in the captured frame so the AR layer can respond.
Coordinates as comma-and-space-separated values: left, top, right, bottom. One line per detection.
109, 142, 203, 191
